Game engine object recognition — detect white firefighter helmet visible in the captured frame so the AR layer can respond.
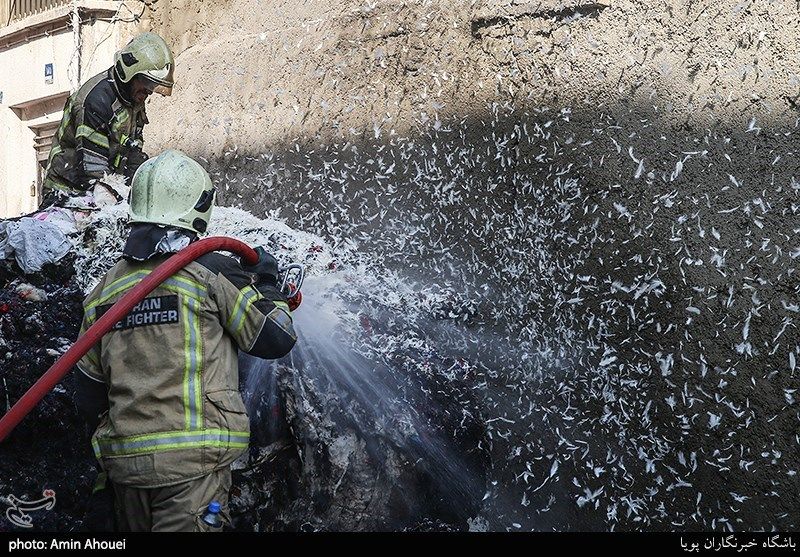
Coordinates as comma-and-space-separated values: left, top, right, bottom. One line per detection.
129, 150, 215, 234
114, 32, 175, 96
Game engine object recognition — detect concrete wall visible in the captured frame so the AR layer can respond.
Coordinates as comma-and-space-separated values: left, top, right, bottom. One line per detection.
134, 0, 800, 531
0, 27, 73, 217
0, 1, 137, 217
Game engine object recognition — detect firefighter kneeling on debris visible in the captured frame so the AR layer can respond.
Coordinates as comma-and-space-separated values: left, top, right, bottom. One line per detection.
74, 150, 298, 531
42, 32, 175, 206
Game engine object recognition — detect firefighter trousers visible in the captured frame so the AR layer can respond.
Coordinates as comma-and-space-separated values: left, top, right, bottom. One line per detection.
112, 466, 232, 532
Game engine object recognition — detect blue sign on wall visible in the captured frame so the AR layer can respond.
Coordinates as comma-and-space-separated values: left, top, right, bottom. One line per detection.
45, 63, 53, 84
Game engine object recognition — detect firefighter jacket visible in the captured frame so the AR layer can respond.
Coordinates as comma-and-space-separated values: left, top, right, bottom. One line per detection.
44, 69, 146, 194
76, 252, 297, 488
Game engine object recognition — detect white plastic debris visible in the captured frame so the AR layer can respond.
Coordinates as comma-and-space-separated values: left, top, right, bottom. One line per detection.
0, 217, 71, 274
15, 282, 48, 302
30, 207, 80, 236
93, 173, 130, 208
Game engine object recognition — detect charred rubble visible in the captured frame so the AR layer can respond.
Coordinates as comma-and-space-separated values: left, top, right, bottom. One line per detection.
0, 225, 489, 531
0, 255, 97, 532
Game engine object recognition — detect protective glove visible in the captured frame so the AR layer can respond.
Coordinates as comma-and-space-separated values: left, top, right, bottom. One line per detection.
124, 148, 149, 180
243, 247, 280, 290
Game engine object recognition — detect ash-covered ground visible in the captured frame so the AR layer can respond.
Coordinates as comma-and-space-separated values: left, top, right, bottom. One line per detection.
0, 256, 97, 531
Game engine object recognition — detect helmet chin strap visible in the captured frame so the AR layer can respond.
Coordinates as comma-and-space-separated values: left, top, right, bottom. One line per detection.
111, 68, 136, 105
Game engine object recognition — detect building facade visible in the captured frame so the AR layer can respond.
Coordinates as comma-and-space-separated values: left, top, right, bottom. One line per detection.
0, 0, 137, 217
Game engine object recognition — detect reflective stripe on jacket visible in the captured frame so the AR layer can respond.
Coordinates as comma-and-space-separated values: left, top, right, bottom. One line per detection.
77, 251, 297, 488
44, 69, 146, 193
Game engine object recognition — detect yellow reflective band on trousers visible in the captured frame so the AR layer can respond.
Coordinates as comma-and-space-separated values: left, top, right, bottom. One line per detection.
183, 297, 203, 430
92, 429, 250, 458
227, 286, 264, 333
76, 124, 111, 150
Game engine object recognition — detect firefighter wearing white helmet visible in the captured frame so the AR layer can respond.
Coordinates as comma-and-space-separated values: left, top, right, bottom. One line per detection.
114, 32, 175, 97
129, 149, 215, 234
43, 33, 175, 201
74, 150, 297, 531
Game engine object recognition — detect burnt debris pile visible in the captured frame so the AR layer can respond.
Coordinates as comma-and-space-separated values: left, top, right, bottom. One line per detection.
0, 255, 97, 532
0, 204, 490, 532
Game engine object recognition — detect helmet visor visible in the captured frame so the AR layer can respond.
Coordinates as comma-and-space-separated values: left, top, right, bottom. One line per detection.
139, 75, 173, 97
152, 84, 173, 97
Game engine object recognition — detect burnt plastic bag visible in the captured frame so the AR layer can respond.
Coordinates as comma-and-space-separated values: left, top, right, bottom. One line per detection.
0, 217, 71, 274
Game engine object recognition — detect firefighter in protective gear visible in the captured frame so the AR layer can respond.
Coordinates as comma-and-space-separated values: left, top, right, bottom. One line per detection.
43, 32, 175, 201
74, 150, 297, 532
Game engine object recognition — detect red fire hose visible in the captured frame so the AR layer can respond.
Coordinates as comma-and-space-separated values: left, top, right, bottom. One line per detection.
0, 236, 258, 443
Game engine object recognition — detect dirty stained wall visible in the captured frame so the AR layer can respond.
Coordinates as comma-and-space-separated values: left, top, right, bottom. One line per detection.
141, 0, 800, 155
134, 0, 800, 530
